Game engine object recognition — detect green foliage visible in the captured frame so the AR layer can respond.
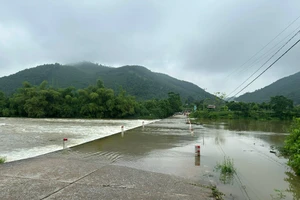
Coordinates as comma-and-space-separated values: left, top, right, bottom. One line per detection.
190, 96, 300, 121
0, 156, 6, 164
283, 118, 300, 175
215, 156, 236, 174
0, 91, 8, 116
270, 189, 286, 200
270, 96, 294, 119
215, 156, 236, 184
0, 79, 182, 119
211, 185, 224, 200
0, 62, 213, 102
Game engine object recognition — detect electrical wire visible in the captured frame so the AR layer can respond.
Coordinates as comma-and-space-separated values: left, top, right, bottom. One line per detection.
232, 38, 300, 98
226, 30, 300, 98
231, 25, 300, 80
224, 14, 300, 81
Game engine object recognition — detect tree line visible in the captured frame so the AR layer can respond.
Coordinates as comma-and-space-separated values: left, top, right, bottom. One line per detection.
190, 95, 300, 120
0, 80, 182, 119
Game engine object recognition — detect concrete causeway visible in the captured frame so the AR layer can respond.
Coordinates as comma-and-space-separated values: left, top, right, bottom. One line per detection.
0, 151, 212, 200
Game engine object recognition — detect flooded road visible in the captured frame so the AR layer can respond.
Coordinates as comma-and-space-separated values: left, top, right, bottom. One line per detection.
71, 116, 300, 200
1, 116, 300, 199
0, 118, 156, 161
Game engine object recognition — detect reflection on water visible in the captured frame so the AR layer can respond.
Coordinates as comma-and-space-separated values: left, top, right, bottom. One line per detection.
201, 119, 292, 133
215, 134, 226, 145
195, 156, 200, 166
285, 171, 300, 200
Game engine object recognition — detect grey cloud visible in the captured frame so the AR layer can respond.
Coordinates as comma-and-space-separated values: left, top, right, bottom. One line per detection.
0, 0, 300, 95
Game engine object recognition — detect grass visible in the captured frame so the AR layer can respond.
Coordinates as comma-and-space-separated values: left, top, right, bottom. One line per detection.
187, 182, 224, 200
0, 156, 6, 164
215, 156, 236, 174
211, 185, 224, 200
215, 156, 236, 184
270, 189, 286, 200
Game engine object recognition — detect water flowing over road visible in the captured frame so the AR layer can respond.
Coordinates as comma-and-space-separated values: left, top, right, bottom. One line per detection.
1, 116, 300, 199
0, 118, 156, 162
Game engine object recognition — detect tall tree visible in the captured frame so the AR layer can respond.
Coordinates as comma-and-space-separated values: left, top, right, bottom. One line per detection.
270, 95, 294, 119
167, 92, 182, 113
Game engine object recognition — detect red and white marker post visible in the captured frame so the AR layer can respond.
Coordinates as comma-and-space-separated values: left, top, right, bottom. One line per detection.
63, 138, 68, 149
195, 145, 200, 157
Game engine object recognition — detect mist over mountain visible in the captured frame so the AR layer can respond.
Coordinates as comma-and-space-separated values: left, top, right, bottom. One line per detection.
0, 62, 213, 101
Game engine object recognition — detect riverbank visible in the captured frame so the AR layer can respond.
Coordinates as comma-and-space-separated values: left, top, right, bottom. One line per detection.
0, 151, 213, 200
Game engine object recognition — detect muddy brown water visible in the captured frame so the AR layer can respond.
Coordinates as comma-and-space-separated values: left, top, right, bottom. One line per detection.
71, 116, 300, 200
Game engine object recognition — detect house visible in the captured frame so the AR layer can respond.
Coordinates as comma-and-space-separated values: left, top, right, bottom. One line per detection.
207, 105, 216, 109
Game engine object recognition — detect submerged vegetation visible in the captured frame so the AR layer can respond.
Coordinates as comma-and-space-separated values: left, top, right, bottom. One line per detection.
215, 156, 236, 184
0, 80, 182, 119
270, 189, 286, 200
211, 185, 225, 200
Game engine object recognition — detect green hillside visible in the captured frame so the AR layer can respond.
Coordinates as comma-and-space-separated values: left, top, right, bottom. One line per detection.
236, 71, 300, 105
0, 62, 213, 101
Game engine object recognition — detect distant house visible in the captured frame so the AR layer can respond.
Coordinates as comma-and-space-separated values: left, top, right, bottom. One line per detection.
207, 105, 216, 109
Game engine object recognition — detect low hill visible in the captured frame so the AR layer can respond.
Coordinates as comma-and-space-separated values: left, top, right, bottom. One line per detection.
236, 71, 300, 105
0, 62, 213, 101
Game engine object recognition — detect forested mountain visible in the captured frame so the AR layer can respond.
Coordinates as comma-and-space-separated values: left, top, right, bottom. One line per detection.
0, 62, 212, 101
236, 71, 300, 105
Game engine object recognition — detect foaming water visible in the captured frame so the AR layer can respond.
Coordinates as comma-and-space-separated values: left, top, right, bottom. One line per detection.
0, 117, 158, 162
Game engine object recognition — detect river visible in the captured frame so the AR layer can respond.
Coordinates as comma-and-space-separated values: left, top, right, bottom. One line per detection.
1, 116, 300, 199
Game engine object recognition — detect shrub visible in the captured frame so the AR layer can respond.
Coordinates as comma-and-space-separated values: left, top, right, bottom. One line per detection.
0, 157, 6, 164
283, 118, 300, 175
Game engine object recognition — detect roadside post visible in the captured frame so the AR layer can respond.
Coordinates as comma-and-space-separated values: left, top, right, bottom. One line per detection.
195, 145, 200, 157
63, 138, 68, 149
121, 125, 124, 137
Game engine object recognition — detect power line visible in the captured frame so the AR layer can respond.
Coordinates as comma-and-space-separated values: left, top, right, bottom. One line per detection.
231, 38, 300, 98
231, 25, 300, 80
227, 30, 300, 97
224, 14, 300, 81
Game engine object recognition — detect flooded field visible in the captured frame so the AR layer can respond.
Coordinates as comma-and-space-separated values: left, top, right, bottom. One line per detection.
1, 116, 300, 199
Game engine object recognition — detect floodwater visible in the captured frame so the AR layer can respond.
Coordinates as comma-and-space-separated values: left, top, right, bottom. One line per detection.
0, 117, 156, 162
71, 116, 300, 200
1, 116, 300, 199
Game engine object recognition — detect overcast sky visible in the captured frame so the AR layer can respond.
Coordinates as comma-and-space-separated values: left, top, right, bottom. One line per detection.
1, 0, 300, 96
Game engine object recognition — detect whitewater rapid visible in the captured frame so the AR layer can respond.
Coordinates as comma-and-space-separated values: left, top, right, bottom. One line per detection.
0, 118, 158, 162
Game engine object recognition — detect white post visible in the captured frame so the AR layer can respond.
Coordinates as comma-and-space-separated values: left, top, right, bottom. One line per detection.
121, 125, 124, 137
142, 121, 145, 129
63, 138, 68, 149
